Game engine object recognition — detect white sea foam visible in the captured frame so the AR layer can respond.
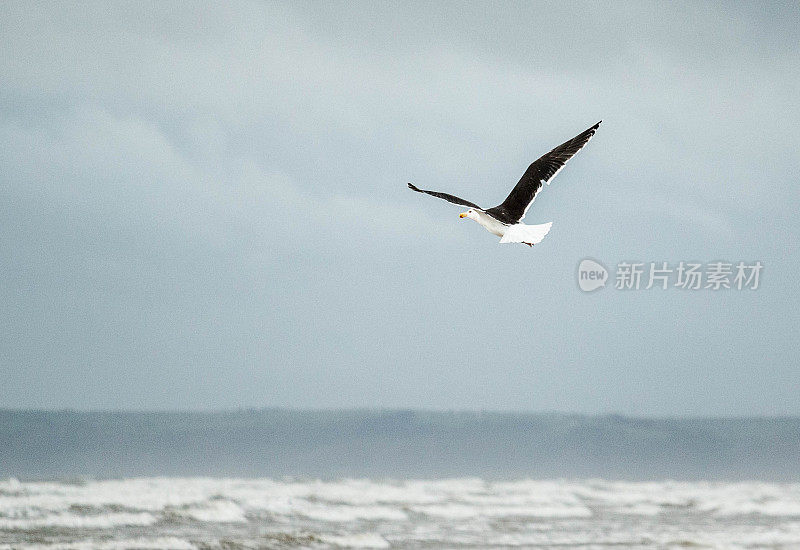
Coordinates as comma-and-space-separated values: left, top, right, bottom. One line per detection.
296, 503, 408, 522
319, 533, 390, 548
4, 538, 196, 550
3, 478, 800, 548
412, 502, 592, 519
172, 500, 247, 523
0, 512, 156, 530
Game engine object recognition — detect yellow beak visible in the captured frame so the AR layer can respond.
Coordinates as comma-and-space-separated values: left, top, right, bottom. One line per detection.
459, 212, 467, 218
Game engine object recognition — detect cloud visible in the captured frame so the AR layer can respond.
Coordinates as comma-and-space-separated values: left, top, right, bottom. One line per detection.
0, 1, 798, 413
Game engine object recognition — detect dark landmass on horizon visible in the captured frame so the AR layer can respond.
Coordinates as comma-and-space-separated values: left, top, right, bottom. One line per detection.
2, 409, 798, 481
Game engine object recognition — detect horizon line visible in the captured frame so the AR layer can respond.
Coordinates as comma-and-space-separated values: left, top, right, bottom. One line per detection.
1, 406, 798, 421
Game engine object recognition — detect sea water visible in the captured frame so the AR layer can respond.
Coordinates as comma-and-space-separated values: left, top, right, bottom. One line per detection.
2, 477, 800, 549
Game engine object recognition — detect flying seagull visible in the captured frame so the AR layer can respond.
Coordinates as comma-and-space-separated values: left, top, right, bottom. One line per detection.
408, 121, 601, 247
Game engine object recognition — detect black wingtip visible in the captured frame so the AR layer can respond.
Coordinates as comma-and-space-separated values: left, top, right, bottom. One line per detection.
408, 182, 420, 192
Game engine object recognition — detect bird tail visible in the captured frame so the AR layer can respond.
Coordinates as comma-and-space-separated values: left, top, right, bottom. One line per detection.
499, 222, 553, 245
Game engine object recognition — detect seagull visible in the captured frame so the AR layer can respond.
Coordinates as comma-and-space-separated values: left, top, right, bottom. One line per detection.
408, 121, 601, 247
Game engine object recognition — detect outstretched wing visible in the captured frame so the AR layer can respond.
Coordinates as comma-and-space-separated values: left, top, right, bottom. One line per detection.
407, 183, 482, 210
486, 121, 601, 224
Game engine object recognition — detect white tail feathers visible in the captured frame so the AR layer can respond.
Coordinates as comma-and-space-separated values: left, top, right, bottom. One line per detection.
499, 222, 553, 245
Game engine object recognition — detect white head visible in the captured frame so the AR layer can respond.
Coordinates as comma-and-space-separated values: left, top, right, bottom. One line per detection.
459, 209, 479, 221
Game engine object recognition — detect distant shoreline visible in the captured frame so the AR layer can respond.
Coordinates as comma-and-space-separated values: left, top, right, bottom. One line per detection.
2, 409, 799, 481
4, 407, 799, 420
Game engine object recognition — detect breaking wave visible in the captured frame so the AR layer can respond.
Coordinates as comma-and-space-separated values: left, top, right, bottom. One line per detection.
1, 477, 799, 548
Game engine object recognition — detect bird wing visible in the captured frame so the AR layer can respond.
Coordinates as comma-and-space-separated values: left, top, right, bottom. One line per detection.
407, 183, 482, 210
486, 121, 601, 224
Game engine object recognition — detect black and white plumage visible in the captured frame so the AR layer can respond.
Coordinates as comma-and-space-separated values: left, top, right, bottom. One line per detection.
408, 121, 601, 246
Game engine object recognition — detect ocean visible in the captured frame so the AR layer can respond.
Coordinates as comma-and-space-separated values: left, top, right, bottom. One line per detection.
2, 477, 800, 549
2, 410, 799, 548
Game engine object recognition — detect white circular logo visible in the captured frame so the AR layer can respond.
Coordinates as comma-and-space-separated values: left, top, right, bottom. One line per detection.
577, 259, 608, 292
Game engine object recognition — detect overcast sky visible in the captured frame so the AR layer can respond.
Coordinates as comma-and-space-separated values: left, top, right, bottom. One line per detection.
1, 1, 798, 415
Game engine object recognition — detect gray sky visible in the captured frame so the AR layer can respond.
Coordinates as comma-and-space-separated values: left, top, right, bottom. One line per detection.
1, 1, 798, 415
